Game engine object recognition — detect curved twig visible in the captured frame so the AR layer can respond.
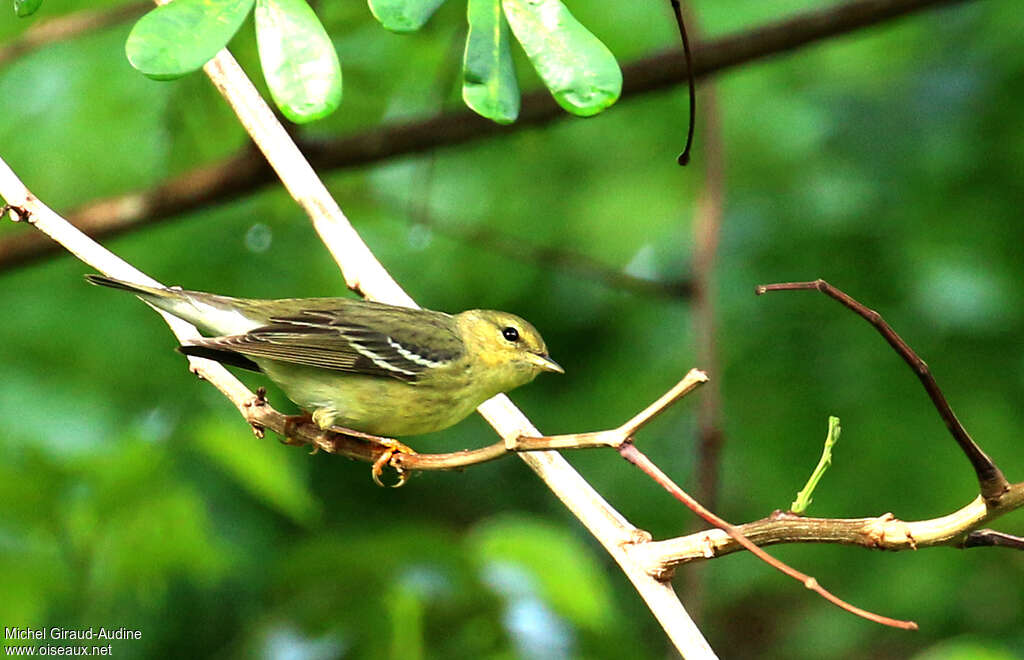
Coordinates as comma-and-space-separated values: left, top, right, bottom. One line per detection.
755, 279, 1010, 502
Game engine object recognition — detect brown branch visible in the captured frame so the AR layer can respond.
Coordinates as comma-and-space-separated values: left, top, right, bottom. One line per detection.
681, 0, 727, 627
755, 279, 1010, 502
618, 442, 919, 630
686, 6, 727, 514
0, 2, 149, 69
962, 529, 1024, 550
0, 0, 970, 273
628, 484, 1024, 571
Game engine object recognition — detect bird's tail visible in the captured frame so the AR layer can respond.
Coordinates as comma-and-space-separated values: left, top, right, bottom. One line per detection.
85, 274, 206, 329
85, 274, 173, 298
85, 274, 258, 337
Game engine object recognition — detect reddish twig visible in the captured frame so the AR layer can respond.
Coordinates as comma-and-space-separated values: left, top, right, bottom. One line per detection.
755, 279, 1010, 502
618, 441, 919, 630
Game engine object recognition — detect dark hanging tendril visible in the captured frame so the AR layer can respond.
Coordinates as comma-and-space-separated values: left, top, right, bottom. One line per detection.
669, 0, 696, 166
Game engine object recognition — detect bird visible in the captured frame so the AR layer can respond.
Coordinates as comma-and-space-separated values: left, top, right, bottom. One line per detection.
85, 275, 563, 443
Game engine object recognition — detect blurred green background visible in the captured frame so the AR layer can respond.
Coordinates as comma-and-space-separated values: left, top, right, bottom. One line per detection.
2, 0, 1023, 657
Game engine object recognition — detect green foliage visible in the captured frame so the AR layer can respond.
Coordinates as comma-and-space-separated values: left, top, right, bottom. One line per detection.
13, 0, 42, 18
912, 638, 1021, 660
126, 0, 256, 80
502, 0, 621, 116
367, 0, 449, 33
468, 515, 617, 631
190, 417, 321, 525
126, 0, 341, 123
123, 0, 621, 125
3, 1, 1024, 658
462, 0, 520, 124
254, 0, 343, 123
790, 415, 841, 514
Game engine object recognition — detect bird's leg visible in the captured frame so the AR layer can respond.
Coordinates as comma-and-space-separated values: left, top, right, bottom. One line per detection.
279, 408, 416, 486
370, 438, 416, 488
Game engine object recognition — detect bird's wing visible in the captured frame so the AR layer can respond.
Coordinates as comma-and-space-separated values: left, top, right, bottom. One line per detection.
181, 309, 464, 383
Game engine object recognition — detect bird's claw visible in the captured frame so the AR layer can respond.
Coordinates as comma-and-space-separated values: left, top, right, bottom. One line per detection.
281, 413, 314, 447
371, 439, 416, 488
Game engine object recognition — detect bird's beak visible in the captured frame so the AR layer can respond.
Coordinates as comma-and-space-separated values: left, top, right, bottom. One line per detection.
527, 352, 564, 374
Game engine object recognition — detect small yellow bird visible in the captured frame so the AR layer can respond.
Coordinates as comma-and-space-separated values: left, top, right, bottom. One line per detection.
85, 275, 563, 439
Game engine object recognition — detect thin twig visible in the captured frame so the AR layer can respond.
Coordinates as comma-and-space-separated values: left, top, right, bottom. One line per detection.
618, 442, 919, 630
509, 370, 709, 451
755, 279, 1010, 502
0, 0, 971, 273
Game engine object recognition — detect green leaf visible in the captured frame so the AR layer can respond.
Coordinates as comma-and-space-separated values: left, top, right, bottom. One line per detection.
790, 416, 841, 514
14, 0, 42, 17
468, 515, 616, 630
367, 0, 447, 33
192, 418, 321, 525
502, 0, 621, 117
125, 0, 256, 81
255, 0, 342, 123
462, 0, 519, 124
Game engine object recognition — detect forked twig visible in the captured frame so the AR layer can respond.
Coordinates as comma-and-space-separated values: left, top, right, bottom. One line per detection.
509, 370, 708, 451
618, 442, 919, 630
756, 279, 1010, 502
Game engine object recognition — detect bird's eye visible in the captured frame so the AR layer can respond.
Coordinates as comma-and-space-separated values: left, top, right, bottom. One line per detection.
502, 326, 520, 342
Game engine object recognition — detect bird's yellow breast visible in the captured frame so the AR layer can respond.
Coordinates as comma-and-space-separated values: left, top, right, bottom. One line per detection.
257, 359, 491, 437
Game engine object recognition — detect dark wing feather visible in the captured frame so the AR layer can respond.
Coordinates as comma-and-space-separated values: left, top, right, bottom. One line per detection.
178, 344, 262, 372
181, 307, 464, 383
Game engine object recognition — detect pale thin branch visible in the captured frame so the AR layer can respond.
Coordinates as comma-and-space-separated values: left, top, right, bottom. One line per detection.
0, 0, 971, 273
151, 6, 719, 656
0, 161, 258, 434
0, 152, 715, 657
628, 484, 1024, 571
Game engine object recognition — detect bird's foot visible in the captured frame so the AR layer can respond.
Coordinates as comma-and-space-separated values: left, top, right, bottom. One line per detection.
371, 438, 416, 488
281, 413, 316, 450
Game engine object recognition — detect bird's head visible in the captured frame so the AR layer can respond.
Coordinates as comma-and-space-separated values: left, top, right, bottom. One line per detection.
458, 309, 563, 392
